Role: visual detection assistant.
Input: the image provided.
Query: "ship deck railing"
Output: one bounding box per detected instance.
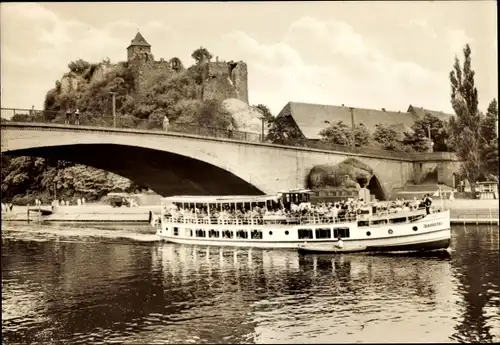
[161,215,358,226]
[160,208,438,227]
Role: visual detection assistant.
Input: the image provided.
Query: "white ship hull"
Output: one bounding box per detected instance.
[152,210,451,253]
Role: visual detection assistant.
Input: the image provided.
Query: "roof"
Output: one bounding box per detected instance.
[127,32,151,49]
[161,195,280,204]
[278,101,419,140]
[407,105,454,123]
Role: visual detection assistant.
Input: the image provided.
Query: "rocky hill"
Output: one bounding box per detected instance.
[1,50,271,204]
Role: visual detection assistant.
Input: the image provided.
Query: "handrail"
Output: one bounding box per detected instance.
[0,107,457,161]
[159,208,436,226]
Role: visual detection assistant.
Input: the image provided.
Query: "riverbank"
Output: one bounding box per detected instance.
[444,199,499,225]
[1,199,498,225]
[1,204,161,223]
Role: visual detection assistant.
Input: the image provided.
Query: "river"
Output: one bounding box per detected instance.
[1,222,499,344]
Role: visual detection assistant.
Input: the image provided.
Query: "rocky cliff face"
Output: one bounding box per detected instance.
[60,74,84,94]
[222,98,268,135]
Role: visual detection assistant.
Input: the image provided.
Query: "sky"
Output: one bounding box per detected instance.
[0,1,497,116]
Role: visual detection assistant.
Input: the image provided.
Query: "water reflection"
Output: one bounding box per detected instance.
[1,224,499,344]
[450,225,500,343]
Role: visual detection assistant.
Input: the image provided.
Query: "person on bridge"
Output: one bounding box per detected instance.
[227,122,234,138]
[163,115,169,131]
[74,108,80,125]
[65,109,71,124]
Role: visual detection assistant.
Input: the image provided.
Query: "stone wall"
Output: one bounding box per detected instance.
[131,60,174,98]
[202,60,249,104]
[203,75,238,102]
[2,123,461,198]
[231,62,249,104]
[128,57,249,104]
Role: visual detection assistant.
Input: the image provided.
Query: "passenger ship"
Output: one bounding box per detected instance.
[150,189,451,253]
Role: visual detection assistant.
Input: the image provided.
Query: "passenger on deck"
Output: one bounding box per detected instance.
[423,194,433,215]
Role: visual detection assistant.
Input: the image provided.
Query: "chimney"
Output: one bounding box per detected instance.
[216,56,219,63]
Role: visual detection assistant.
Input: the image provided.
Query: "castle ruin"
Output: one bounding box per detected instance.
[126,32,249,104]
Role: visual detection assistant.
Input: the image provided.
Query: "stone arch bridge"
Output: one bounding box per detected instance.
[0,123,459,199]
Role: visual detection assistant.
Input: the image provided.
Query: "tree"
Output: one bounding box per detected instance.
[319,121,370,147]
[319,121,351,146]
[254,104,274,140]
[449,43,483,197]
[372,124,405,151]
[403,113,451,152]
[191,47,213,65]
[255,104,274,124]
[266,116,303,144]
[68,59,91,74]
[480,99,498,143]
[480,99,498,179]
[353,124,371,147]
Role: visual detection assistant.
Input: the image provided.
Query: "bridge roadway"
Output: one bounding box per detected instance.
[0,122,459,198]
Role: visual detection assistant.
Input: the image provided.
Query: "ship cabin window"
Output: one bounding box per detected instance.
[371,219,388,226]
[173,227,179,236]
[389,217,407,224]
[333,227,350,238]
[185,228,193,237]
[222,230,234,239]
[298,229,313,239]
[209,229,220,238]
[251,230,263,239]
[236,230,248,239]
[315,228,331,239]
[409,214,425,222]
[358,209,370,215]
[358,221,369,227]
[195,229,206,238]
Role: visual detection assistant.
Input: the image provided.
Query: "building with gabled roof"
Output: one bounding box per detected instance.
[276,101,420,140]
[407,105,454,123]
[127,31,152,61]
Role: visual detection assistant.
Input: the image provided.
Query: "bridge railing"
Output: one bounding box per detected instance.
[0,107,263,143]
[0,107,454,160]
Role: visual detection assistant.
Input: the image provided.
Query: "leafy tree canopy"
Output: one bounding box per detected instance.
[449,43,483,194]
[403,113,451,152]
[319,121,370,148]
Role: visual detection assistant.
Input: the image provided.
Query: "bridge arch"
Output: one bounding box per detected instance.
[4,143,265,196]
[3,123,454,197]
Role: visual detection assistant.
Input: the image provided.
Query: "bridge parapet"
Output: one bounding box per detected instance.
[1,107,458,163]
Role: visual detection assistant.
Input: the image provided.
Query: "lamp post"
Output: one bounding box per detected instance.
[427,124,433,152]
[260,117,265,142]
[349,107,355,148]
[110,92,117,128]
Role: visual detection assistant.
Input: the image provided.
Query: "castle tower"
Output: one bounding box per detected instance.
[127,31,152,61]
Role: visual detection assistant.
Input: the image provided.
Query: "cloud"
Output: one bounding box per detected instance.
[0,4,488,118]
[402,18,438,38]
[217,16,454,115]
[1,3,178,110]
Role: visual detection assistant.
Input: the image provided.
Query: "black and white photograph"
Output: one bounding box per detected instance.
[1,1,498,343]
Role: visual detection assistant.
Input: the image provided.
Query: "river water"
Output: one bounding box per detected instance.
[1,222,499,344]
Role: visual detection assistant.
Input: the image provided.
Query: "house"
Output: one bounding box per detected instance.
[276,101,422,141]
[407,105,454,123]
[275,101,455,141]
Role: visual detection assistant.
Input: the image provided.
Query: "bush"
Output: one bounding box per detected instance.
[12,194,36,206]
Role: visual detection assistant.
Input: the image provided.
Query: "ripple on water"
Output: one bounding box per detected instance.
[1,224,499,344]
